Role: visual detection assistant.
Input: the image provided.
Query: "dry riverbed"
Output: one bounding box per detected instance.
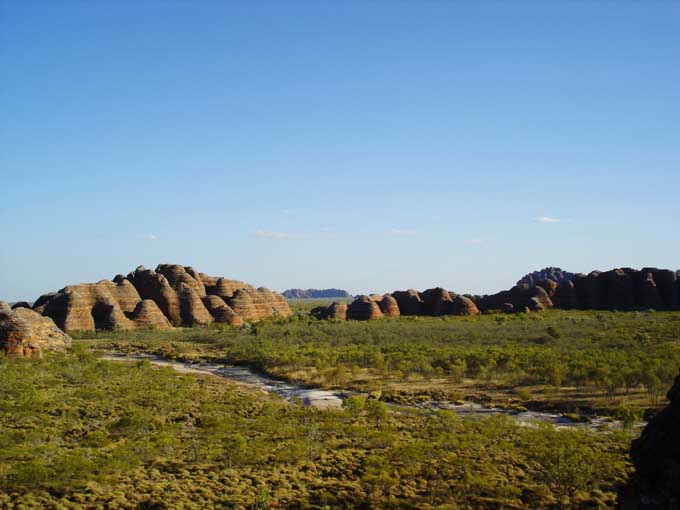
[100,352,644,431]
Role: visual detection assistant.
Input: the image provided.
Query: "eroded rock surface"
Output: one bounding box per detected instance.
[27,264,291,332]
[476,268,680,313]
[0,306,71,357]
[347,296,383,321]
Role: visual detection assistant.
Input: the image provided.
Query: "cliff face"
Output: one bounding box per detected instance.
[30,264,291,332]
[621,371,680,509]
[282,288,352,299]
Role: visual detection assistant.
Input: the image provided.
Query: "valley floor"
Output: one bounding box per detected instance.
[3,309,680,509]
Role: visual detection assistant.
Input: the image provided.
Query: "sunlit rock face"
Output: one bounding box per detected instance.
[28,264,291,332]
[0,304,71,357]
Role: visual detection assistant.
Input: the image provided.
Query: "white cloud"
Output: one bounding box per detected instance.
[389,228,416,236]
[464,238,483,245]
[137,233,158,241]
[535,216,561,223]
[254,230,304,240]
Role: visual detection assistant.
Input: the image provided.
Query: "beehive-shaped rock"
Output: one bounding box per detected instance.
[227,289,258,320]
[178,283,213,326]
[31,263,292,331]
[378,295,400,317]
[108,276,142,313]
[205,277,250,300]
[43,290,95,332]
[327,301,348,320]
[131,300,172,330]
[1,307,72,357]
[451,295,479,316]
[637,272,664,309]
[391,289,423,315]
[347,296,383,321]
[421,287,455,316]
[127,266,182,323]
[537,278,558,299]
[553,281,579,309]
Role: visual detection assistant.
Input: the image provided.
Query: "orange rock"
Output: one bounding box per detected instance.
[347,296,383,321]
[1,307,71,357]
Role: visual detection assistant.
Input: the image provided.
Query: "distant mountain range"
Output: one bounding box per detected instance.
[282,289,352,299]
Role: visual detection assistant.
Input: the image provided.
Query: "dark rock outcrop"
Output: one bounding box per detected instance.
[1,306,72,357]
[11,301,32,310]
[451,295,480,316]
[474,284,553,313]
[623,370,680,509]
[500,302,514,313]
[392,290,423,316]
[536,279,558,299]
[552,281,579,309]
[421,288,455,316]
[517,267,576,288]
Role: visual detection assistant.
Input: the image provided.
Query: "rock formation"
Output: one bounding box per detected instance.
[517,267,576,288]
[130,300,173,330]
[327,301,348,320]
[347,296,383,321]
[378,295,400,317]
[0,301,12,315]
[315,287,479,321]
[178,283,213,326]
[421,288,455,316]
[622,370,680,509]
[0,305,71,357]
[392,290,423,316]
[11,301,32,310]
[27,264,291,332]
[202,295,243,326]
[473,284,554,313]
[311,301,348,320]
[475,267,680,313]
[282,288,352,299]
[451,295,480,316]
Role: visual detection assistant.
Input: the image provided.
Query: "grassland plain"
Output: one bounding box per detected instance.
[1,348,630,510]
[3,309,679,509]
[78,309,680,416]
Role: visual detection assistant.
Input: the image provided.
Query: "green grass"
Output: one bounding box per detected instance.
[0,348,631,509]
[76,310,680,414]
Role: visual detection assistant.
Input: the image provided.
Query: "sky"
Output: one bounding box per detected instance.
[1,1,679,302]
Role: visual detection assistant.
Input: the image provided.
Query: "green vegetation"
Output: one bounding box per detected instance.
[78,310,680,414]
[4,309,678,508]
[1,348,630,509]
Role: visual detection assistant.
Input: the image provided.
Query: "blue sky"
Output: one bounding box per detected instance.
[1,1,679,301]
